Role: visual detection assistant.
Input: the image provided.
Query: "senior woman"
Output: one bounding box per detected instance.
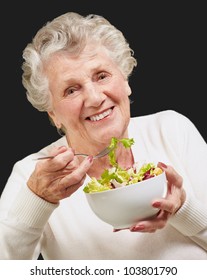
[0,12,207,260]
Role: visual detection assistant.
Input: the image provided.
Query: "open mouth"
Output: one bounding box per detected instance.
[86,107,114,122]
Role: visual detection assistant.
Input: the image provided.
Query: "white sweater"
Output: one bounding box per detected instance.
[0,110,207,260]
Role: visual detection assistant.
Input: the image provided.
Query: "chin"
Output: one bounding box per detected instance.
[100,128,128,143]
[87,116,129,143]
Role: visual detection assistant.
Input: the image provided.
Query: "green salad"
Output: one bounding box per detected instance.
[83,137,163,193]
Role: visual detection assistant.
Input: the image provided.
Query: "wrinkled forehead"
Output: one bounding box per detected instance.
[43,43,117,79]
[53,43,109,60]
[44,43,113,68]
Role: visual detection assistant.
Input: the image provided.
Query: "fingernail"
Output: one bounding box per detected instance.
[152,201,161,208]
[158,162,167,168]
[87,156,93,163]
[131,225,145,231]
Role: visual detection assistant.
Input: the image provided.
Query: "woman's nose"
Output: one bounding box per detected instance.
[83,84,106,107]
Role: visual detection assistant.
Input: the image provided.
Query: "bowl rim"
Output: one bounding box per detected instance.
[85,171,166,196]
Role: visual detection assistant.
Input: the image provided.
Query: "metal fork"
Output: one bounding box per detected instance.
[35,146,114,160]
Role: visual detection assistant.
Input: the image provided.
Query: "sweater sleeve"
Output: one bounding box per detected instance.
[167,111,207,251]
[0,159,58,260]
[169,194,207,250]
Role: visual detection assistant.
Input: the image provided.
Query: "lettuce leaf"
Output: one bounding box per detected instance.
[83,137,162,193]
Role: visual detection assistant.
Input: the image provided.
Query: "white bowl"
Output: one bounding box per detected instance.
[85,172,167,229]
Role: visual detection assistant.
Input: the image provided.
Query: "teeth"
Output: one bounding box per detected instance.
[89,109,112,121]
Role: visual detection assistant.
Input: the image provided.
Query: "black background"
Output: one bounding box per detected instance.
[1,1,206,195]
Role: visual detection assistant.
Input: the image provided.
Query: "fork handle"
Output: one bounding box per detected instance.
[35,153,89,160]
[35,156,54,160]
[74,153,89,157]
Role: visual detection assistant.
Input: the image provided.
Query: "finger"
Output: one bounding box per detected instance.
[152,197,177,214]
[153,187,186,215]
[37,149,75,171]
[60,156,93,190]
[50,145,68,157]
[158,162,183,188]
[130,211,169,232]
[60,177,86,199]
[39,145,68,158]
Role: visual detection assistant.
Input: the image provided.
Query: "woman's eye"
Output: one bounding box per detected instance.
[98,72,107,80]
[67,88,76,95]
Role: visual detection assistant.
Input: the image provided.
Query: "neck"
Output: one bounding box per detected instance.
[87,145,134,179]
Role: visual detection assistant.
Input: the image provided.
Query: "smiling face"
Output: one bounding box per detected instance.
[47,44,132,151]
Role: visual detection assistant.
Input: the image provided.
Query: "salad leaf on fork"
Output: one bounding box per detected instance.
[108,137,135,167]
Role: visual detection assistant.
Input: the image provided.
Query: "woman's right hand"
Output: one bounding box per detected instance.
[27,146,93,204]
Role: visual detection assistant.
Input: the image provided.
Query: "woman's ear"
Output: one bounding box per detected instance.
[125,82,132,96]
[47,111,61,128]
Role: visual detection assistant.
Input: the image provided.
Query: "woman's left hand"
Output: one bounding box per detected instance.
[119,162,186,233]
